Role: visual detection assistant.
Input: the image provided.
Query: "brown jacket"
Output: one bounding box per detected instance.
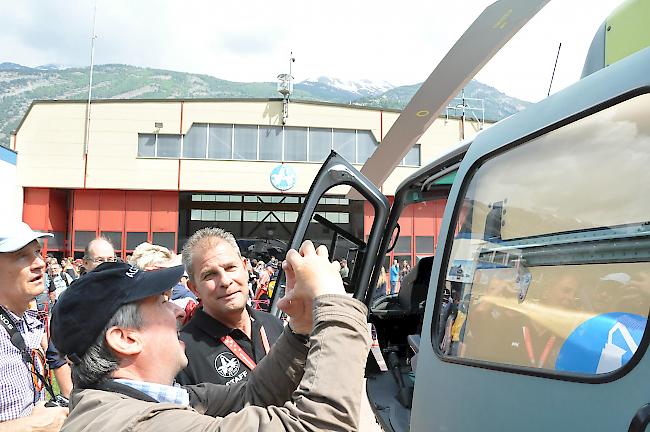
[61,295,370,432]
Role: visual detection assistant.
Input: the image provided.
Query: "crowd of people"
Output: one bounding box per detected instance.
[0,221,372,432]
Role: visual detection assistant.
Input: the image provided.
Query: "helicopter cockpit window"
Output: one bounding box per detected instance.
[438,94,650,377]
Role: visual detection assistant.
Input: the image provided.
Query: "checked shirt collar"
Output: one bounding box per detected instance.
[114,379,189,406]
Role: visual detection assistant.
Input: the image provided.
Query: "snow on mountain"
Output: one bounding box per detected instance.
[36,63,69,71]
[299,76,395,97]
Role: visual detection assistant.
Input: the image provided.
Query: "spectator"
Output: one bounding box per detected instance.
[177,228,284,386]
[82,237,116,274]
[46,262,73,304]
[72,259,83,276]
[254,260,265,275]
[46,237,115,401]
[0,221,68,430]
[390,258,399,294]
[268,255,279,272]
[128,242,193,321]
[172,273,197,306]
[49,241,370,431]
[339,258,349,279]
[373,266,388,301]
[61,258,78,281]
[256,265,273,295]
[253,266,275,312]
[399,260,411,286]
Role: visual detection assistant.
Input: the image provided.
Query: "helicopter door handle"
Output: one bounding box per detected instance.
[629,404,650,432]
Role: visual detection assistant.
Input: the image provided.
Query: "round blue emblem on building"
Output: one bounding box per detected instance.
[270,164,296,191]
[555,312,646,374]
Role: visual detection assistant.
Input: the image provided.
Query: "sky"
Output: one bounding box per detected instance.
[0,0,625,102]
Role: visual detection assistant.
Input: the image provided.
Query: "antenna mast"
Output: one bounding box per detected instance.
[83,0,98,157]
[277,52,295,125]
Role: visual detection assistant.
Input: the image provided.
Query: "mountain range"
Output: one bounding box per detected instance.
[0,62,531,148]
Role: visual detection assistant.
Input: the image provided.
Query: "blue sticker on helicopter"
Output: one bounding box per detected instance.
[555,312,646,374]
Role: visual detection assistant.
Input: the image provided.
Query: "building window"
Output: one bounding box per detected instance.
[259,126,283,161]
[208,124,233,159]
[183,124,208,158]
[416,236,434,254]
[357,131,378,164]
[101,231,123,251]
[46,232,66,250]
[152,232,175,251]
[156,135,182,158]
[201,210,216,221]
[394,236,412,254]
[144,123,378,164]
[401,144,421,167]
[126,232,148,251]
[319,197,350,205]
[74,231,97,251]
[333,129,356,163]
[284,127,307,161]
[314,212,350,224]
[233,125,258,160]
[309,127,332,162]
[138,134,156,157]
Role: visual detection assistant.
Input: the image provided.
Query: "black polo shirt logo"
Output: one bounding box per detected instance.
[214,352,240,378]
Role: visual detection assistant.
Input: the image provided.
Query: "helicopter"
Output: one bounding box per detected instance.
[270,0,650,430]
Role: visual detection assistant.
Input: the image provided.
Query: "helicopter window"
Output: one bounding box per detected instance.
[438,94,650,378]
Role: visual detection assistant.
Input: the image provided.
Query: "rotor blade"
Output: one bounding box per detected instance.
[356,0,550,191]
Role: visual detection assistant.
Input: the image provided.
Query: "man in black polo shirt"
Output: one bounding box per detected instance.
[177,227,284,386]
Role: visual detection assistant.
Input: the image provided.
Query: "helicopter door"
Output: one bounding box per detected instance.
[270,150,390,315]
[412,49,650,432]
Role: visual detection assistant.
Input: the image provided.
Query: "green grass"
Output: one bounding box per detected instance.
[48,375,61,400]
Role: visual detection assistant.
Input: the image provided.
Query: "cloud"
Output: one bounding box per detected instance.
[0,0,625,101]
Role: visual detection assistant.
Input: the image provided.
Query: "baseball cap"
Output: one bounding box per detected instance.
[0,221,53,253]
[50,261,184,362]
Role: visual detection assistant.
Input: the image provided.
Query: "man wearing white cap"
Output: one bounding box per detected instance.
[0,221,68,431]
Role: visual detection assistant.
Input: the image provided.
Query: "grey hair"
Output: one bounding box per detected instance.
[182,227,240,283]
[71,302,143,389]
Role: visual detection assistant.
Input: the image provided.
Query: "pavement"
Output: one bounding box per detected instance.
[360,379,384,432]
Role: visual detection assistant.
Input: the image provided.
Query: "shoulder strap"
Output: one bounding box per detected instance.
[0,307,57,400]
[0,308,31,362]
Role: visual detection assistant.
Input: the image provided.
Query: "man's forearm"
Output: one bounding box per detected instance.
[277,294,371,431]
[0,416,47,432]
[0,418,30,432]
[53,364,73,398]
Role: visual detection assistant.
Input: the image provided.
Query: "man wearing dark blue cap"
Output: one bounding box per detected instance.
[50,240,371,432]
[0,221,68,431]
